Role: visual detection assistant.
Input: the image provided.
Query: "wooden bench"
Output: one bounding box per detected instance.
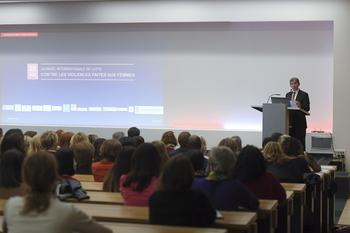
[73,174,95,182]
[0,216,227,233]
[338,199,350,225]
[81,181,103,191]
[321,165,337,232]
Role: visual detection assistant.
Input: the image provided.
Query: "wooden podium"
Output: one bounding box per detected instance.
[252,103,309,141]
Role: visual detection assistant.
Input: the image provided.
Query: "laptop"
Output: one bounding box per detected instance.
[271,96,291,106]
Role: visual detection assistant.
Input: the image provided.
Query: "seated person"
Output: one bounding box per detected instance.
[92,139,122,182]
[267,137,312,183]
[73,141,94,175]
[0,149,26,198]
[232,145,286,202]
[3,151,112,233]
[120,143,160,206]
[149,155,216,227]
[193,146,259,211]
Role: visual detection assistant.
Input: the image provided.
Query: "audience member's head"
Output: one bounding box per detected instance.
[28,135,42,155]
[178,131,191,148]
[0,149,25,188]
[186,149,205,175]
[1,129,25,154]
[262,141,285,163]
[119,136,136,147]
[55,147,75,177]
[231,136,242,151]
[112,131,125,140]
[127,127,140,137]
[133,135,145,147]
[161,131,178,147]
[218,137,239,154]
[24,131,37,138]
[280,136,303,157]
[88,134,98,145]
[23,135,32,154]
[123,143,161,192]
[208,146,237,176]
[100,139,122,162]
[92,138,106,162]
[58,132,74,148]
[262,137,273,148]
[73,141,94,169]
[158,155,194,192]
[187,135,202,150]
[152,140,169,168]
[40,131,58,151]
[270,132,283,142]
[21,151,58,214]
[232,145,266,182]
[55,129,64,138]
[103,146,136,192]
[70,132,89,148]
[200,136,207,154]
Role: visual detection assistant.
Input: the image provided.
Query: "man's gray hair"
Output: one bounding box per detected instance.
[208,146,238,175]
[112,131,125,140]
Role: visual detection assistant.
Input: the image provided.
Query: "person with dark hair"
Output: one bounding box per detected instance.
[286,77,310,150]
[267,137,312,183]
[55,147,75,179]
[127,127,140,137]
[187,135,202,150]
[92,139,122,182]
[24,131,37,138]
[219,137,239,154]
[58,132,74,149]
[0,127,3,139]
[0,149,26,198]
[120,143,161,206]
[232,145,286,202]
[185,149,206,177]
[149,155,216,227]
[262,137,273,149]
[133,135,145,147]
[119,136,136,147]
[193,146,259,211]
[112,131,125,140]
[88,134,98,145]
[103,146,136,192]
[73,141,94,175]
[0,129,25,155]
[169,131,191,157]
[152,141,170,169]
[161,131,178,153]
[270,132,283,142]
[3,151,112,233]
[92,138,106,162]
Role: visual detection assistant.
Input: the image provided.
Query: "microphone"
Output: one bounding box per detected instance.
[266,93,281,103]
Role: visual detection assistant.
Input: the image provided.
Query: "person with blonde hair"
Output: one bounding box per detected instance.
[2,151,112,233]
[262,141,286,163]
[70,132,89,148]
[28,134,42,155]
[40,131,58,154]
[218,137,239,154]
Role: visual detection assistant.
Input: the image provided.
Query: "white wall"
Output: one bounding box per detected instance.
[0,0,349,168]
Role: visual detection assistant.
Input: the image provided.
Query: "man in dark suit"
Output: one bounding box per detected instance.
[286,77,310,150]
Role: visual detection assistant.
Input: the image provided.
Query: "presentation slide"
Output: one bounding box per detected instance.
[0,22,333,131]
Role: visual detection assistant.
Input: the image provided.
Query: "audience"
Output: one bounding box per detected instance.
[103,146,136,192]
[24,130,37,138]
[149,155,216,227]
[112,131,125,140]
[133,135,145,147]
[70,132,89,148]
[2,151,112,233]
[28,134,42,155]
[40,131,58,154]
[185,149,206,177]
[119,136,136,147]
[55,147,76,180]
[120,143,160,206]
[267,137,311,183]
[92,138,106,162]
[92,139,122,182]
[262,141,285,163]
[58,132,74,148]
[88,134,98,145]
[160,131,178,153]
[169,131,191,157]
[232,145,286,202]
[231,136,242,152]
[193,146,259,211]
[152,140,170,169]
[127,127,140,137]
[218,137,239,154]
[73,141,94,175]
[0,149,26,198]
[0,129,25,155]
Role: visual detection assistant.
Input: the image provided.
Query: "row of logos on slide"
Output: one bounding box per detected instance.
[2,104,164,115]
